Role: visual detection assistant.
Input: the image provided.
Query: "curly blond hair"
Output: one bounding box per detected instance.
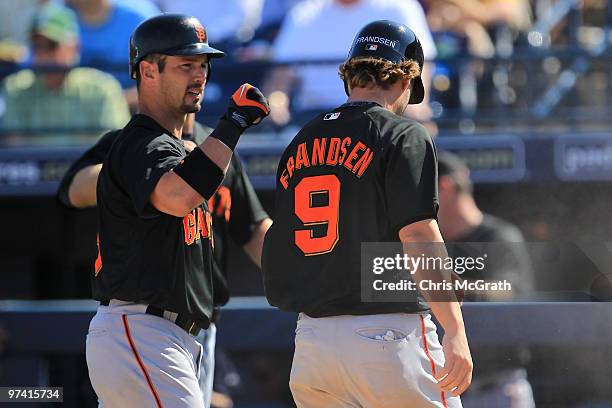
[338,56,421,92]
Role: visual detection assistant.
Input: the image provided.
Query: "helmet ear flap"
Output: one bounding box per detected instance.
[129,40,139,80]
[408,76,424,104]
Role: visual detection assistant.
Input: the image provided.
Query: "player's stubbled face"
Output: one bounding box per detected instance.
[160,55,208,114]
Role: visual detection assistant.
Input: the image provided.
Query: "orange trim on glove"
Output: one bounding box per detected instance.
[232,84,270,115]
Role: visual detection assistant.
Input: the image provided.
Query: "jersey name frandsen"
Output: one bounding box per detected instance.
[279,137,374,189]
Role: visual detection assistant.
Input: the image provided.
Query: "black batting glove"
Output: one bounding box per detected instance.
[210,84,271,150]
[223,83,270,130]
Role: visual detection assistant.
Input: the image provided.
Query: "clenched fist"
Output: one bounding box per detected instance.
[224,83,270,130]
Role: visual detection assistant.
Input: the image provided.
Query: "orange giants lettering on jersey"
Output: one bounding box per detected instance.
[94,234,102,276]
[183,207,212,246]
[279,137,374,189]
[208,186,232,222]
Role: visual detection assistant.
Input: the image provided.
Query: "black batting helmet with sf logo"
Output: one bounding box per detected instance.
[344,20,425,104]
[129,14,224,81]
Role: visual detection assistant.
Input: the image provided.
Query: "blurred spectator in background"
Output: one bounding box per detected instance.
[421,0,532,116]
[0,0,44,66]
[437,151,536,408]
[259,0,303,34]
[424,0,532,58]
[156,0,264,49]
[66,0,157,107]
[115,0,161,17]
[437,151,535,296]
[0,3,130,138]
[264,0,437,132]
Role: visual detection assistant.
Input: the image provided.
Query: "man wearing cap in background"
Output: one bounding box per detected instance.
[0,2,129,138]
[436,151,536,407]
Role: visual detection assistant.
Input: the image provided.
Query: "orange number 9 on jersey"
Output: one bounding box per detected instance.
[294,174,341,256]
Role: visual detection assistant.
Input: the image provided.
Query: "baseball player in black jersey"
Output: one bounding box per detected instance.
[84,14,270,407]
[57,115,272,407]
[262,20,472,407]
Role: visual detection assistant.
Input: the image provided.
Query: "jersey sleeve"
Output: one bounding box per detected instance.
[119,134,185,218]
[56,130,119,208]
[385,123,439,235]
[227,155,269,246]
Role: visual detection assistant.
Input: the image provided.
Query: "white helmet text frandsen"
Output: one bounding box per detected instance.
[356,36,397,49]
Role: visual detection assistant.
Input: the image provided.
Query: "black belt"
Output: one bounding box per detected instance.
[99,300,208,336]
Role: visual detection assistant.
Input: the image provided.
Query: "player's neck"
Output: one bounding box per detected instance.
[138,102,185,139]
[347,87,403,113]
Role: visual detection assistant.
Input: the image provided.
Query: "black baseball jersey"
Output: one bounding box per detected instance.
[262,101,438,317]
[57,120,268,312]
[95,114,215,322]
[207,153,269,307]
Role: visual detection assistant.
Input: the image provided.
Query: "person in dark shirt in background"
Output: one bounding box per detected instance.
[437,151,535,408]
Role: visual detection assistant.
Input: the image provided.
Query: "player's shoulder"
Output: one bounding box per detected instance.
[90,129,122,156]
[365,106,431,145]
[98,129,122,145]
[113,115,182,154]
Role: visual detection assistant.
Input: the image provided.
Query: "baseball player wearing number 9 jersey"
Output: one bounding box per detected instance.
[262,20,472,408]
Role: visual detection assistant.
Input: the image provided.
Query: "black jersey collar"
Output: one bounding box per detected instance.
[339,100,383,109]
[130,114,175,137]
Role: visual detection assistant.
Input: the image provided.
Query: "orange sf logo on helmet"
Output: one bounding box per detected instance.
[194,24,206,43]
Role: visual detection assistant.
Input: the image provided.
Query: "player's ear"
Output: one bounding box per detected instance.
[140,60,155,80]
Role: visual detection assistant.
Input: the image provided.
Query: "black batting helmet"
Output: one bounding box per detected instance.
[129,14,225,81]
[344,20,425,104]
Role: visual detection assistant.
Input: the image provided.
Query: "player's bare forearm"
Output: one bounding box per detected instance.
[68,164,102,208]
[243,218,273,268]
[199,136,233,173]
[151,136,234,217]
[399,219,473,396]
[399,219,464,330]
